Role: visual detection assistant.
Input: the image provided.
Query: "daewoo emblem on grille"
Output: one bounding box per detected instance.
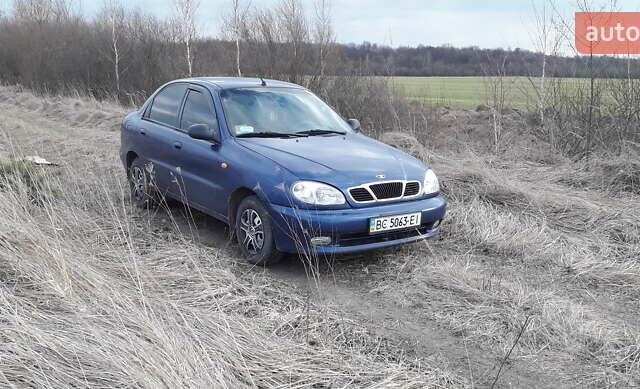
[375,174,386,179]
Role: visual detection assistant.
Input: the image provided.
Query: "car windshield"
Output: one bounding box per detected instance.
[220,87,352,136]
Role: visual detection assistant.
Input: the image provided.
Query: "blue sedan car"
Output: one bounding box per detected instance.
[120,77,446,264]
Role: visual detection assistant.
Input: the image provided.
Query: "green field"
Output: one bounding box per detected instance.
[388,76,590,110]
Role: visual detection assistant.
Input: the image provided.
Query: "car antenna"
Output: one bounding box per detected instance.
[260,77,267,86]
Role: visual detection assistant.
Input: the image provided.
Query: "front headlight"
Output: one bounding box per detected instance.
[291,181,346,205]
[423,169,440,194]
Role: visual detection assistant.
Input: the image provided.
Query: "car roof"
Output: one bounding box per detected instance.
[176,77,305,90]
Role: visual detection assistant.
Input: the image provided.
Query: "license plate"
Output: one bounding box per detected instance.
[369,212,422,234]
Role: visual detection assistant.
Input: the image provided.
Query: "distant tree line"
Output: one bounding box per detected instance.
[0,0,638,157]
[0,0,351,102]
[2,0,639,105]
[338,42,640,79]
[0,0,422,138]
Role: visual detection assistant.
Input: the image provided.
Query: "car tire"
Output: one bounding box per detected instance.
[235,196,283,265]
[128,158,157,208]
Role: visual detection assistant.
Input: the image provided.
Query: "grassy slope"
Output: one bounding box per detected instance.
[0,86,639,388]
[382,130,640,387]
[0,87,461,388]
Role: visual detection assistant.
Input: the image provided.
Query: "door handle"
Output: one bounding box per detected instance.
[139,128,146,135]
[173,142,182,150]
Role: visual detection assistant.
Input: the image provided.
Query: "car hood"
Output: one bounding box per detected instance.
[236,134,427,187]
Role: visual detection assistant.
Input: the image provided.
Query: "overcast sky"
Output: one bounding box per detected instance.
[4,0,640,50]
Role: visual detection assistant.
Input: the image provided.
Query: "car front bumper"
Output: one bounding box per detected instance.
[268,195,446,255]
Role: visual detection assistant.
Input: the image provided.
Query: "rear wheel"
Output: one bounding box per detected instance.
[235,196,283,265]
[128,158,157,208]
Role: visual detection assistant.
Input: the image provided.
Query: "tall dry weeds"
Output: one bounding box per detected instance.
[0,150,464,387]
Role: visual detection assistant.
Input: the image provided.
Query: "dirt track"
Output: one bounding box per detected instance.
[2,86,638,388]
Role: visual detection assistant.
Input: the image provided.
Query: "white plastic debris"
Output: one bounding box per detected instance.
[22,156,58,166]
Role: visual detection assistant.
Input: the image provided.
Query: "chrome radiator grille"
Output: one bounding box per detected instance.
[348,180,421,203]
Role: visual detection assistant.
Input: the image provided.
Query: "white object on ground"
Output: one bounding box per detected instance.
[22,156,58,166]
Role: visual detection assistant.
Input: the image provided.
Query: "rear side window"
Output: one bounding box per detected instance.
[181,90,218,131]
[148,83,187,128]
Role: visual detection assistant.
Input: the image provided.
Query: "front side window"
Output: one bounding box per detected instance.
[181,90,218,131]
[148,83,187,128]
[220,87,352,136]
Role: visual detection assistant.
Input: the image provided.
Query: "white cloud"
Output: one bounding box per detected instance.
[12,0,640,50]
[335,8,535,49]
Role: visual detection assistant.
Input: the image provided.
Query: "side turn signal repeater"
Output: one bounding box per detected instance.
[220,162,229,169]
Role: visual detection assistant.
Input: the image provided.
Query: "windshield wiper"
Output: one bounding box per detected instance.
[296,129,347,136]
[236,131,308,138]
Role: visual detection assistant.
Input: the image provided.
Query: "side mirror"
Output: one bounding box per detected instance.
[188,124,218,142]
[347,118,361,132]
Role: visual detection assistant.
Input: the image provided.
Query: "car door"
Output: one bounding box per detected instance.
[171,85,227,218]
[139,83,188,196]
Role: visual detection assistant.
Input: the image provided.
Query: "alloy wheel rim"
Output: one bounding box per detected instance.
[239,208,264,254]
[131,166,145,202]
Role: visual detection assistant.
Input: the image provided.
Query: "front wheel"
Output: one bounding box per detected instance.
[235,196,283,265]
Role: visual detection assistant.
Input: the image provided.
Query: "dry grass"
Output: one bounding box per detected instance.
[1,85,640,388]
[0,86,464,388]
[0,158,462,388]
[377,141,640,386]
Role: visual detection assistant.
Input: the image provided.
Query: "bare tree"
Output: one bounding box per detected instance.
[13,0,75,23]
[100,0,125,94]
[235,0,313,82]
[579,0,618,159]
[548,0,619,158]
[223,0,251,77]
[528,0,562,133]
[482,53,516,154]
[277,0,308,84]
[250,8,279,77]
[173,0,200,76]
[312,0,333,78]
